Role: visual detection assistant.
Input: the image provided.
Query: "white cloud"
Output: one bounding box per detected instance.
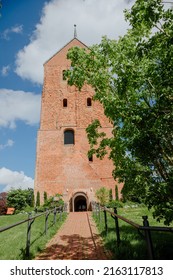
[2,24,23,40]
[1,65,11,76]
[11,25,23,34]
[0,167,34,192]
[15,0,135,84]
[0,139,14,150]
[0,89,41,128]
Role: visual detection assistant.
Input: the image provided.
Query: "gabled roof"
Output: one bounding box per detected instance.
[44,37,88,65]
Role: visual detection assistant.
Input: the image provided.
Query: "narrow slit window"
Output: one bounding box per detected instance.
[64,130,74,145]
[62,70,66,80]
[88,155,93,162]
[63,98,68,107]
[87,97,92,107]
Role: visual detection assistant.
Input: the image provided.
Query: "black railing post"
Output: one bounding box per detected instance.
[26,212,32,257]
[53,207,57,224]
[114,207,120,246]
[45,208,49,235]
[142,216,154,260]
[104,208,108,236]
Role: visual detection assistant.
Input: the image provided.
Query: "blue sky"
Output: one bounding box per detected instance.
[0,0,44,192]
[0,0,171,193]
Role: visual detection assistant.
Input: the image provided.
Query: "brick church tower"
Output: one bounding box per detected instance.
[34,34,118,211]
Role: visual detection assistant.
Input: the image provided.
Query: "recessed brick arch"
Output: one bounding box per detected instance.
[72,192,88,212]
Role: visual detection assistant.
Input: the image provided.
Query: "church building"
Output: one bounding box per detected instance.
[34,31,120,211]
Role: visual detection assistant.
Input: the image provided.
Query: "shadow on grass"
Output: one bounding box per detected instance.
[151,231,173,260]
[19,217,66,260]
[98,224,173,260]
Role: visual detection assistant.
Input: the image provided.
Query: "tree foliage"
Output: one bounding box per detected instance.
[0,192,7,215]
[115,185,119,201]
[96,187,109,206]
[44,191,48,204]
[36,191,40,207]
[7,188,34,211]
[65,0,173,224]
[43,193,64,209]
[109,189,113,202]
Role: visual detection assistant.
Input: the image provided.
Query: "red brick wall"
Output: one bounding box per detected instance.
[34,38,123,209]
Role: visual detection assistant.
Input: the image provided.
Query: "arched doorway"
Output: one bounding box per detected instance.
[72,192,88,212]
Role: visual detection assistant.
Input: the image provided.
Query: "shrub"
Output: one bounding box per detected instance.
[95,187,109,206]
[115,185,119,201]
[43,193,64,209]
[109,189,113,202]
[0,192,7,215]
[44,191,47,204]
[106,199,124,209]
[36,191,40,207]
[7,189,27,211]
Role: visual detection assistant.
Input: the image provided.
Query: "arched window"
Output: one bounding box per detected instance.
[63,98,67,107]
[64,130,74,145]
[87,97,92,107]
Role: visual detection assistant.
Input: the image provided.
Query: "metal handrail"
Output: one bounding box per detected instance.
[105,207,140,229]
[0,206,64,257]
[139,225,173,232]
[96,203,173,232]
[92,201,173,260]
[0,208,59,233]
[0,217,31,233]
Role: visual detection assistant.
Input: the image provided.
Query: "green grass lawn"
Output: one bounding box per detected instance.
[0,212,67,260]
[93,205,173,260]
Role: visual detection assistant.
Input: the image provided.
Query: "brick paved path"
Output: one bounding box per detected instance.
[36,212,111,260]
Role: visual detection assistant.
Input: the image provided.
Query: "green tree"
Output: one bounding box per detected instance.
[115,185,119,201]
[25,188,34,207]
[65,0,173,224]
[0,192,7,215]
[7,188,34,211]
[44,191,48,204]
[7,189,28,211]
[36,191,40,207]
[96,187,109,206]
[30,190,35,207]
[109,189,113,202]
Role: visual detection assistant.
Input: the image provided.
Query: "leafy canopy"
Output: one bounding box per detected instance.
[7,188,34,211]
[65,0,173,225]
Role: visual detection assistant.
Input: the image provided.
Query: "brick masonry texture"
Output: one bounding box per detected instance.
[35,212,111,260]
[34,38,123,210]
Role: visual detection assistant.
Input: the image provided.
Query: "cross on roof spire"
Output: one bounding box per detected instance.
[74,24,77,39]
